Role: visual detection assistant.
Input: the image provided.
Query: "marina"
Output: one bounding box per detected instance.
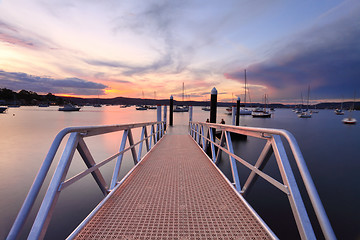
[1,103,359,239]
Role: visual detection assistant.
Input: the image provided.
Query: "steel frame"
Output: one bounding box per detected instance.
[7,121,165,240]
[189,121,336,240]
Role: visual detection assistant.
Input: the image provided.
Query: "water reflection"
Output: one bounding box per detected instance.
[0,106,359,239]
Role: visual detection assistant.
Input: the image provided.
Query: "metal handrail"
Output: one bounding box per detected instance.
[7,121,165,240]
[189,121,336,240]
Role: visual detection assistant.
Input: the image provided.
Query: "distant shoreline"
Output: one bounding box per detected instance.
[1,88,359,110]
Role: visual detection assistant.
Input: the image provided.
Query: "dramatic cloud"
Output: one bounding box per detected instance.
[84,53,173,76]
[1,0,359,100]
[0,70,107,95]
[225,7,360,101]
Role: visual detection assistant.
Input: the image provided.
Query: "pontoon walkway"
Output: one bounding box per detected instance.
[72,134,274,239]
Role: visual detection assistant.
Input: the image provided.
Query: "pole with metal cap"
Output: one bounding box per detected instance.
[232,106,236,125]
[236,97,240,126]
[169,95,173,126]
[163,105,167,131]
[210,87,217,124]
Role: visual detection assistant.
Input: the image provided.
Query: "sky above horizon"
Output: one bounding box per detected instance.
[0,0,359,103]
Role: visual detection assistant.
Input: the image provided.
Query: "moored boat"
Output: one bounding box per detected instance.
[252,94,271,118]
[342,117,357,124]
[0,106,7,113]
[136,105,148,110]
[58,104,81,111]
[334,109,344,115]
[252,111,271,118]
[173,105,189,112]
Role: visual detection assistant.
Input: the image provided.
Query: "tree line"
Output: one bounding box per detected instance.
[0,88,64,105]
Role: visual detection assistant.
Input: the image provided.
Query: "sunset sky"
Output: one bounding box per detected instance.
[1,0,359,103]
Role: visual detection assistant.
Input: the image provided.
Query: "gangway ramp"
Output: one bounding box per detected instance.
[72,134,275,239]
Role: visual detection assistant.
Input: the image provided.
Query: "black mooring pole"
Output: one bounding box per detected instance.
[210,87,217,123]
[169,95,173,126]
[236,97,240,126]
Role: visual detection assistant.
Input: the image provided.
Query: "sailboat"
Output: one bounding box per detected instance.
[136,91,148,110]
[252,94,271,118]
[335,97,344,115]
[174,83,189,112]
[240,70,252,115]
[147,91,157,109]
[202,96,210,111]
[343,92,357,124]
[298,86,312,118]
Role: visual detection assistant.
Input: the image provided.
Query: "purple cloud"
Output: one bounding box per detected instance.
[225,11,360,101]
[0,70,107,95]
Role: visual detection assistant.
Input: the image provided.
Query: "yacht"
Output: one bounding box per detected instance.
[58,104,81,111]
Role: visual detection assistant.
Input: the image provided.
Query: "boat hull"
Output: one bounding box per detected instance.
[342,118,357,124]
[252,112,271,118]
[59,108,80,111]
[0,107,7,113]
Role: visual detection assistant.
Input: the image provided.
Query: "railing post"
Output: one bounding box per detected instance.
[137,126,146,162]
[6,130,67,240]
[110,130,129,190]
[196,124,200,144]
[163,105,167,131]
[271,135,315,239]
[224,131,241,192]
[169,95,173,126]
[157,105,161,139]
[232,106,236,125]
[201,125,206,151]
[149,125,154,149]
[189,105,193,123]
[208,127,216,162]
[28,132,80,240]
[144,126,150,151]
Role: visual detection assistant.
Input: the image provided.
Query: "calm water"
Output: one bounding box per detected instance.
[0,106,359,239]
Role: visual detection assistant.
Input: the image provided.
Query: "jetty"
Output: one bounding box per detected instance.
[7,89,336,240]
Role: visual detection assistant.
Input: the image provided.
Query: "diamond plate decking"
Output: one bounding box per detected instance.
[73,134,274,239]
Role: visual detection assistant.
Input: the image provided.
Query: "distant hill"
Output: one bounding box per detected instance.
[1,87,359,110]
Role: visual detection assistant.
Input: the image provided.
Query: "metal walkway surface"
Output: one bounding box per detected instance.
[73,134,274,239]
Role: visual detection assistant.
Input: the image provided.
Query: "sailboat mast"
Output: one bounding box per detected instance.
[307,85,310,110]
[244,69,247,107]
[182,82,184,103]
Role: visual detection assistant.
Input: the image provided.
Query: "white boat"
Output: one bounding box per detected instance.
[58,104,81,111]
[93,104,102,107]
[252,94,271,118]
[252,111,271,118]
[343,93,357,124]
[173,105,189,112]
[202,106,210,111]
[0,107,7,113]
[342,117,357,124]
[136,105,148,110]
[298,111,312,118]
[298,86,312,118]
